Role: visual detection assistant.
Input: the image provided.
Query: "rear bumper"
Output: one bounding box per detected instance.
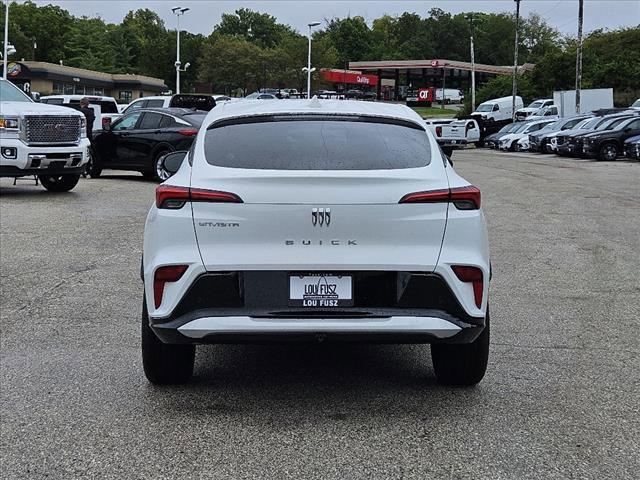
[151,313,484,344]
[148,271,486,345]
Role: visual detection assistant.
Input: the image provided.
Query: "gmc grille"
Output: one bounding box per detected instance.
[24,116,81,145]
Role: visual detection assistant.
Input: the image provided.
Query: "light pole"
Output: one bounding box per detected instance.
[512,0,522,122]
[575,0,584,113]
[3,1,9,78]
[465,13,476,111]
[306,21,320,99]
[172,6,190,95]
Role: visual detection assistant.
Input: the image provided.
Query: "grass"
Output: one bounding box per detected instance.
[411,106,458,118]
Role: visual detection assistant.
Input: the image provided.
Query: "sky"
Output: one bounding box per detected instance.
[44,0,640,36]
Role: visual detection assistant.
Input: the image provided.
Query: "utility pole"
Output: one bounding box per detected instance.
[465,13,476,111]
[512,0,522,122]
[3,1,9,78]
[575,0,584,114]
[306,22,320,99]
[441,64,446,109]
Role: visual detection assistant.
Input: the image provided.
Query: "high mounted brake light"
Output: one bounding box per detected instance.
[451,265,484,308]
[399,185,481,210]
[155,185,243,209]
[154,265,188,308]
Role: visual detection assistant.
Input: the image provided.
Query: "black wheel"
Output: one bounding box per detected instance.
[153,149,172,181]
[38,174,81,192]
[431,311,490,386]
[141,296,195,385]
[598,143,618,161]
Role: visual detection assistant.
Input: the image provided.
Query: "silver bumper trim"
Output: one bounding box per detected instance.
[177,316,462,339]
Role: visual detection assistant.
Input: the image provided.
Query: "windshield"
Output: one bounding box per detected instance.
[580,117,603,129]
[204,116,432,170]
[528,101,544,109]
[542,119,564,131]
[632,99,640,108]
[0,79,33,103]
[476,103,494,112]
[596,117,628,130]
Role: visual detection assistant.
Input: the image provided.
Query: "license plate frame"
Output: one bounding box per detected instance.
[289,273,353,308]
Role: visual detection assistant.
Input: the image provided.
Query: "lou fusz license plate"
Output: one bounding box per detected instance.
[289,274,353,307]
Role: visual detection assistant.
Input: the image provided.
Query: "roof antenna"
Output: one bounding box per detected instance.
[308,95,321,108]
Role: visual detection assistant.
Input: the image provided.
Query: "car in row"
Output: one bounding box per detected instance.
[483,109,640,161]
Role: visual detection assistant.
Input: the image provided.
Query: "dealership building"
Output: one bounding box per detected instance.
[348,59,534,100]
[5,61,168,102]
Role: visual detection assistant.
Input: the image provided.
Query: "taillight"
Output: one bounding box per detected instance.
[435,126,442,137]
[399,185,481,210]
[154,265,188,308]
[155,184,243,209]
[451,265,483,308]
[178,129,198,136]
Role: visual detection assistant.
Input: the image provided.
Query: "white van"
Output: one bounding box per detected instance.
[435,88,464,104]
[473,96,523,122]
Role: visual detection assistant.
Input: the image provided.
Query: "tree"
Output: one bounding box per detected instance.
[215,8,294,48]
[324,16,371,65]
[65,17,116,72]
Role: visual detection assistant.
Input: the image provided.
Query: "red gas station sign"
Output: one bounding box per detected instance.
[320,70,379,86]
[418,87,434,102]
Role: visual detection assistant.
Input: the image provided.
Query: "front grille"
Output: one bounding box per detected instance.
[24,116,81,145]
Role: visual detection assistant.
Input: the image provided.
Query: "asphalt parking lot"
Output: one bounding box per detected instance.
[1,149,639,479]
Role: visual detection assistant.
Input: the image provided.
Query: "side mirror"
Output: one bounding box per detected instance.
[31,92,41,102]
[161,151,188,176]
[103,122,112,132]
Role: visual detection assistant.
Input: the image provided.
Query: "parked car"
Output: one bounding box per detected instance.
[498,119,556,151]
[528,116,591,153]
[623,134,640,160]
[526,105,559,121]
[142,100,491,386]
[122,94,217,115]
[472,96,523,123]
[434,119,480,149]
[483,122,520,149]
[556,114,637,157]
[40,94,120,131]
[91,108,206,180]
[515,99,554,121]
[0,79,90,192]
[245,92,278,100]
[423,118,455,138]
[582,117,640,161]
[281,88,300,98]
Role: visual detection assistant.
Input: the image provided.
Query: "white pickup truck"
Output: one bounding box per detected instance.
[0,79,90,192]
[432,118,481,150]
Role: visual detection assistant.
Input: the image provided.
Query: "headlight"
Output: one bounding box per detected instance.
[0,116,20,130]
[80,117,87,138]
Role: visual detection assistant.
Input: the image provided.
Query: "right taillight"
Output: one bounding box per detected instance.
[155,185,243,209]
[399,185,481,210]
[451,265,483,308]
[435,126,442,137]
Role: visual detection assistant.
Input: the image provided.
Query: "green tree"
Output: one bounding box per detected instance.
[215,8,294,48]
[324,16,371,65]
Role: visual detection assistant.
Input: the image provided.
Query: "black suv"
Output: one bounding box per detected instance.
[556,114,634,157]
[582,117,640,161]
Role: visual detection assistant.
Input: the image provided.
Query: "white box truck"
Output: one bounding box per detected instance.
[553,88,614,117]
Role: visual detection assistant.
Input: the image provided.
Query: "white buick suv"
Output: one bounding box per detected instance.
[141,99,491,386]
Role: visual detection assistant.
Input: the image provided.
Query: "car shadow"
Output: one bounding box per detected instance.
[143,344,486,418]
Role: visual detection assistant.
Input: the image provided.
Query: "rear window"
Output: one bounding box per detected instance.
[204,116,431,170]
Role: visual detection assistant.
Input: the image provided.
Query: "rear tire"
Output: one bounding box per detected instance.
[153,149,172,181]
[141,296,195,385]
[38,174,80,192]
[431,312,490,386]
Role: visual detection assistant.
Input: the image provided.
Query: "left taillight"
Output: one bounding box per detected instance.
[153,265,188,308]
[178,129,198,136]
[155,185,243,209]
[451,265,483,308]
[399,185,481,210]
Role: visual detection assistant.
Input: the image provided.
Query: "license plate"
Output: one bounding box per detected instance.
[289,274,353,307]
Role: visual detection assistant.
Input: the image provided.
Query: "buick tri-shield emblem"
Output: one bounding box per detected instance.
[312,208,331,227]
